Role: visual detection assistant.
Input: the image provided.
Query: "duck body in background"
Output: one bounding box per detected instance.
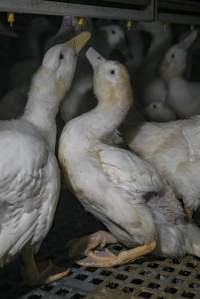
[137,21,173,107]
[160,30,200,118]
[124,113,200,220]
[61,23,127,123]
[144,101,177,122]
[0,32,90,285]
[139,21,172,60]
[59,48,200,268]
[125,27,145,79]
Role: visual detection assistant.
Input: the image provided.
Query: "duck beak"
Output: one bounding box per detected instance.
[66,31,91,54]
[86,47,106,70]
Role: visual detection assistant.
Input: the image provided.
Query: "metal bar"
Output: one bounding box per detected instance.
[159,3,200,13]
[159,0,200,12]
[0,0,154,20]
[159,12,200,25]
[103,0,148,5]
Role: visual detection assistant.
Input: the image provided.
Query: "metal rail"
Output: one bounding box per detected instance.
[0,0,154,20]
[157,0,200,24]
[0,0,200,24]
[158,13,200,25]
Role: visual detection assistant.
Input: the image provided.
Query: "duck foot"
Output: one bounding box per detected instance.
[21,247,70,286]
[68,230,156,267]
[68,230,117,258]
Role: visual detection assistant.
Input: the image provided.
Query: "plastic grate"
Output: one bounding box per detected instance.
[19,255,200,299]
[0,190,199,299]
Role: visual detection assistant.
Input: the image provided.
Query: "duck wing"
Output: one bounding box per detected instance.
[0,124,60,266]
[98,146,163,197]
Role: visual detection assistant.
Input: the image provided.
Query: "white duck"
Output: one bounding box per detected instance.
[0,16,75,121]
[0,32,90,285]
[124,107,200,219]
[59,48,200,268]
[144,101,177,122]
[60,24,127,123]
[160,30,199,118]
[137,21,172,106]
[139,21,172,60]
[141,29,197,122]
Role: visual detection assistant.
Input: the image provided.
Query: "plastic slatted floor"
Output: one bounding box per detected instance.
[19,255,200,299]
[0,191,200,299]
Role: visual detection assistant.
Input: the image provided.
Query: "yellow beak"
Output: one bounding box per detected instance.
[66,31,91,54]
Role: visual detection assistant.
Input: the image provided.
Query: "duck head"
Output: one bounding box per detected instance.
[143,101,177,122]
[42,31,91,96]
[160,30,198,81]
[96,24,128,61]
[86,47,133,113]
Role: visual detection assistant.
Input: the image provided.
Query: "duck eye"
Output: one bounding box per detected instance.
[112,30,116,35]
[110,69,115,75]
[59,53,64,60]
[153,104,157,109]
[98,56,101,60]
[171,53,175,59]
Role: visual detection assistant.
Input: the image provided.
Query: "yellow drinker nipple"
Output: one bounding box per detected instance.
[78,17,85,28]
[160,21,168,31]
[127,20,134,31]
[7,13,15,27]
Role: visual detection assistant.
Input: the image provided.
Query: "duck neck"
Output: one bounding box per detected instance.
[84,100,130,140]
[143,31,171,81]
[148,32,171,58]
[22,67,64,152]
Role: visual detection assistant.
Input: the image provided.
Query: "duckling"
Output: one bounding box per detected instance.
[160,30,199,118]
[60,23,127,123]
[144,101,177,122]
[0,32,90,285]
[59,48,200,268]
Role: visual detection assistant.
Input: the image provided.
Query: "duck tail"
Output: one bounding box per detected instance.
[156,223,200,258]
